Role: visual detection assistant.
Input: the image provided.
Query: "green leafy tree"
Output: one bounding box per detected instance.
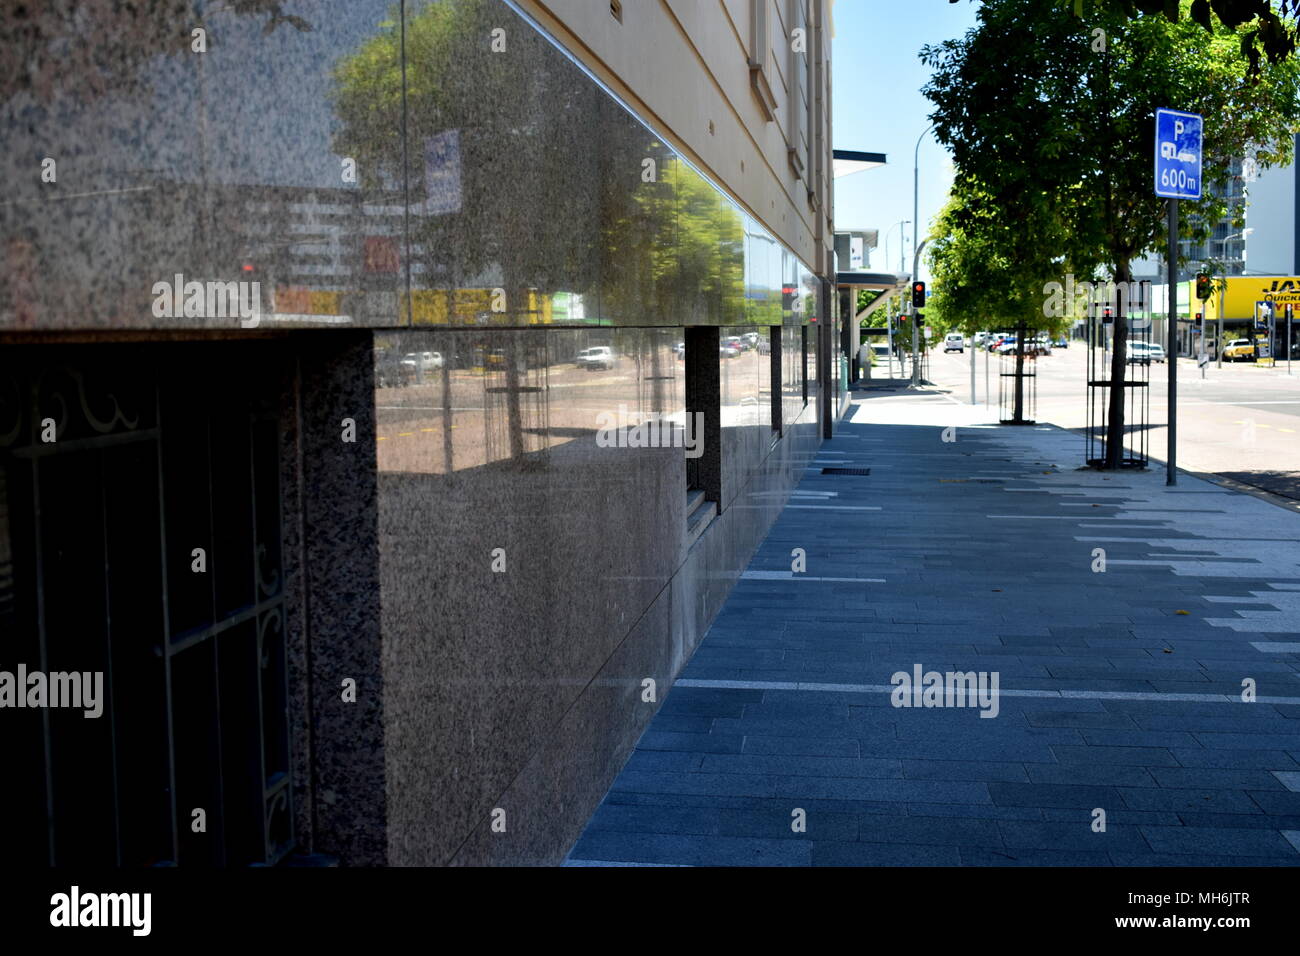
[924,0,1300,465]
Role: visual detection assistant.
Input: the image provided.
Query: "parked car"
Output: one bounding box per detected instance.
[405,351,444,373]
[742,332,760,349]
[719,343,740,358]
[1126,342,1166,364]
[943,332,965,353]
[1053,337,1069,348]
[724,336,746,352]
[1222,338,1256,362]
[576,346,616,370]
[974,331,988,346]
[756,337,771,354]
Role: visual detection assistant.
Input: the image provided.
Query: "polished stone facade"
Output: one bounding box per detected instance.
[2,0,839,866]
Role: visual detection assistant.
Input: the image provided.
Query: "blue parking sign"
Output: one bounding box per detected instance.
[1154,108,1202,199]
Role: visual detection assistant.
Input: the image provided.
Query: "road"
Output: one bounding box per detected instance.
[910,343,1300,503]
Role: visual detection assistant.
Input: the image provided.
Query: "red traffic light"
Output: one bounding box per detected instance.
[911,281,926,308]
[1195,272,1211,302]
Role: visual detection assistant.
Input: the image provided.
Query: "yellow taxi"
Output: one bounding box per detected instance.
[1221,338,1257,362]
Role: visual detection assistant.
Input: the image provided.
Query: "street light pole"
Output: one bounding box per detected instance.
[1214,230,1251,369]
[911,240,928,386]
[913,123,935,287]
[884,220,909,275]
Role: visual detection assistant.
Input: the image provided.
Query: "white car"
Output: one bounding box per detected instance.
[943,333,965,353]
[404,351,444,372]
[1127,341,1166,364]
[577,346,615,370]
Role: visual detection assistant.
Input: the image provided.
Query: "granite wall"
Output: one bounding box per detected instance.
[2,0,837,866]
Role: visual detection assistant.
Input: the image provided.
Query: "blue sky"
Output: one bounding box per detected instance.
[831,0,980,279]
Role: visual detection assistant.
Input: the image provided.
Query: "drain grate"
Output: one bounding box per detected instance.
[822,467,871,476]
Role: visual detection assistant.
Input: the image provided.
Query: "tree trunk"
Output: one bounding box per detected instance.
[1103,261,1132,468]
[1013,320,1026,422]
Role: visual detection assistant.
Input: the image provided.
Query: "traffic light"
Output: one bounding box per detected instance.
[1195,272,1211,302]
[1102,306,1113,324]
[911,281,926,308]
[1195,312,1202,322]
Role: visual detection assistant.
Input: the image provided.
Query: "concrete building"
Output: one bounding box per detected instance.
[0,0,841,866]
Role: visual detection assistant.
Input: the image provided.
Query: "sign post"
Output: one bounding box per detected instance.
[1154,108,1203,487]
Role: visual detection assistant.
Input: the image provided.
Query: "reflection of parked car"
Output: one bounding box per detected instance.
[720,343,740,358]
[757,336,771,354]
[1127,342,1166,364]
[742,332,760,349]
[576,346,615,370]
[1222,338,1256,362]
[1054,337,1069,348]
[405,351,444,372]
[724,336,746,352]
[673,341,685,358]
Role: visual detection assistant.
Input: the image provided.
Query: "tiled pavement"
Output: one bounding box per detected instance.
[566,414,1300,866]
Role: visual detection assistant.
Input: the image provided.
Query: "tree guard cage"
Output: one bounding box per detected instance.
[1086,307,1151,469]
[997,322,1036,425]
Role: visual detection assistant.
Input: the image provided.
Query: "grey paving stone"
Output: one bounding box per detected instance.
[988,782,1121,809]
[1049,743,1181,766]
[901,759,1031,783]
[1138,825,1299,858]
[811,842,961,866]
[638,731,745,754]
[571,831,811,867]
[699,753,903,780]
[997,819,1150,852]
[1117,787,1261,814]
[719,808,859,841]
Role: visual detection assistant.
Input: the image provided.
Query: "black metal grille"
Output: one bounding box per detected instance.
[1086,307,1151,469]
[0,345,294,867]
[821,467,871,475]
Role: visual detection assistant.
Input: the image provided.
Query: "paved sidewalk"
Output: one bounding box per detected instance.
[566,402,1300,866]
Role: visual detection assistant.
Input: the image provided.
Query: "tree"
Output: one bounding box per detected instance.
[952,0,1300,78]
[924,0,1300,465]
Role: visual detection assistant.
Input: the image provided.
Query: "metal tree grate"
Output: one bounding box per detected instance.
[1085,298,1151,469]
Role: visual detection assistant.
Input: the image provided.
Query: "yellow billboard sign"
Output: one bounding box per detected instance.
[1217,275,1300,319]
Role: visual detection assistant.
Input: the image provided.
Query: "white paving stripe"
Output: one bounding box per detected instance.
[673,678,1300,705]
[1250,642,1300,652]
[740,571,885,583]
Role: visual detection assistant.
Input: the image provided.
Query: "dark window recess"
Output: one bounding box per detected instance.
[0,344,294,867]
[684,327,722,519]
[769,326,782,434]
